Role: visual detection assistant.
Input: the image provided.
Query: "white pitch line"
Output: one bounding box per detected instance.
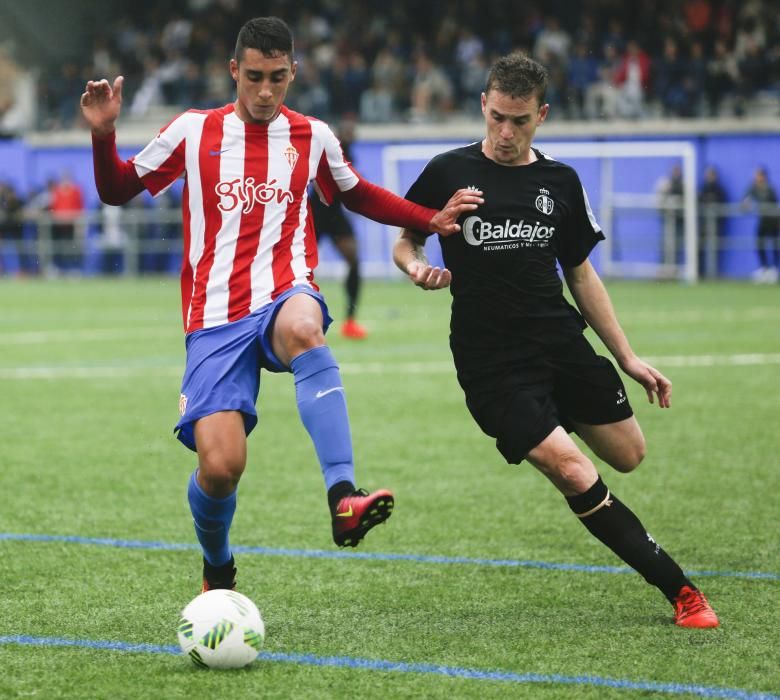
[0,366,183,379]
[1,354,779,380]
[3,305,779,346]
[642,353,780,367]
[0,328,175,345]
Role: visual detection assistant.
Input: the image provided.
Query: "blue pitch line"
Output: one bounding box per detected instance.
[0,635,776,700]
[1,532,778,581]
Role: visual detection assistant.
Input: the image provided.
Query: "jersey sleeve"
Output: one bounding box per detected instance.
[403,156,449,234]
[312,122,360,205]
[131,112,189,197]
[556,171,605,268]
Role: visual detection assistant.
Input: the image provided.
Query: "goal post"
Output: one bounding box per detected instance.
[382,140,699,283]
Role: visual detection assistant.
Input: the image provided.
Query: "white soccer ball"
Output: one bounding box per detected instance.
[177,589,265,669]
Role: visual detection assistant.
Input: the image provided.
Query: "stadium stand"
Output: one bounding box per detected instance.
[0,0,778,282]
[0,0,778,132]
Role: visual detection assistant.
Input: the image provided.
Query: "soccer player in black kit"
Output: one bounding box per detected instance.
[393,53,719,628]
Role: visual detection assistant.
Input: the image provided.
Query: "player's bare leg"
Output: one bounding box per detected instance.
[526,427,598,495]
[572,416,646,474]
[195,411,247,496]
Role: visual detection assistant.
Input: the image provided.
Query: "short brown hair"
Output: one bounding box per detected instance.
[485,53,548,104]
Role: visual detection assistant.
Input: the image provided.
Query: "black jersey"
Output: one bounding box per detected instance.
[405,142,604,349]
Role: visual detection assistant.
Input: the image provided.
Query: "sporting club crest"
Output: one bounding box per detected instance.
[535,188,554,215]
[283,144,299,170]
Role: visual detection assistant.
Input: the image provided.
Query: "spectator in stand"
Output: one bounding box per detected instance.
[654,38,690,117]
[0,47,18,129]
[18,0,780,128]
[533,16,571,67]
[359,76,397,123]
[565,41,599,120]
[41,62,84,130]
[585,43,620,119]
[369,46,406,109]
[0,45,36,135]
[324,52,368,118]
[698,165,728,278]
[686,41,708,117]
[290,62,331,119]
[705,39,739,116]
[409,51,454,122]
[742,166,780,284]
[683,0,713,40]
[49,172,85,274]
[736,38,770,114]
[601,17,627,56]
[99,204,126,275]
[614,40,651,119]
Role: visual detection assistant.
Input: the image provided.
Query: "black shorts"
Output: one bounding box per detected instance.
[311,196,354,241]
[452,332,633,464]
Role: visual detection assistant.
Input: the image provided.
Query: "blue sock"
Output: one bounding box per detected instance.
[187,471,236,567]
[291,346,355,490]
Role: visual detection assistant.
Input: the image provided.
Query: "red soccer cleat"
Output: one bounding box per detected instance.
[341,318,368,339]
[332,488,394,547]
[201,556,237,593]
[673,585,719,628]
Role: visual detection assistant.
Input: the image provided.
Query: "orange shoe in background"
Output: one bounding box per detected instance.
[341,318,368,339]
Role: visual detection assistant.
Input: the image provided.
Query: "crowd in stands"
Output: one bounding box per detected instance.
[1,0,779,134]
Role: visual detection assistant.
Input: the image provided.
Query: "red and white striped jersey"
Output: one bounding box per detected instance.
[131,103,359,333]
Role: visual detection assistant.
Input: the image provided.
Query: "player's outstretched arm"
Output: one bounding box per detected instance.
[563,259,672,408]
[82,75,145,205]
[393,229,452,290]
[80,76,124,136]
[339,182,482,236]
[428,188,483,236]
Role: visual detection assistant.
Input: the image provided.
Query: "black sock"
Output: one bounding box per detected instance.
[566,477,693,602]
[345,263,360,319]
[328,480,355,514]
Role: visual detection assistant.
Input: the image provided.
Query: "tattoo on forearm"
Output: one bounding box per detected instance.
[413,245,428,265]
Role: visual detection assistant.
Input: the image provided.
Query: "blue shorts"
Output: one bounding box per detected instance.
[174,285,332,451]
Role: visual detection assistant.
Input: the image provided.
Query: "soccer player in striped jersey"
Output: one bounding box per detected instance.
[80,16,482,591]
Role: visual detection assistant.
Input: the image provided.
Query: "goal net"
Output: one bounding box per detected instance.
[381,140,698,282]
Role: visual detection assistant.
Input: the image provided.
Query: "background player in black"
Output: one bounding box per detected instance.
[393,53,719,628]
[310,118,368,339]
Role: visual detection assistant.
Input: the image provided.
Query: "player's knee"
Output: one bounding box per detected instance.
[198,450,246,494]
[286,315,325,351]
[536,448,596,493]
[611,436,646,473]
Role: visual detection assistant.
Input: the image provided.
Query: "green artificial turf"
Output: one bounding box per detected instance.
[0,277,778,699]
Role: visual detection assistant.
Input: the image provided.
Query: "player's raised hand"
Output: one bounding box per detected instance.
[406,260,452,290]
[80,76,124,136]
[429,187,483,236]
[621,356,672,408]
